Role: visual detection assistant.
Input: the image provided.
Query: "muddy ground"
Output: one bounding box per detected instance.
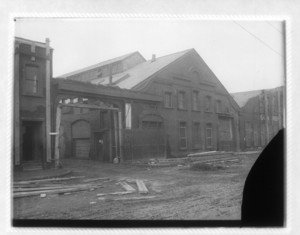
[13,153,259,220]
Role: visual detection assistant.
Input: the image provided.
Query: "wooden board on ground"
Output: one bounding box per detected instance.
[13,186,93,198]
[136,180,149,194]
[14,176,85,185]
[82,177,109,183]
[118,181,136,192]
[114,196,155,201]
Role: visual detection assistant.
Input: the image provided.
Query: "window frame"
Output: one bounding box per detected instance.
[205,123,213,149]
[205,95,212,112]
[192,90,200,111]
[164,91,173,108]
[192,122,201,149]
[177,90,186,110]
[23,63,41,96]
[179,121,188,150]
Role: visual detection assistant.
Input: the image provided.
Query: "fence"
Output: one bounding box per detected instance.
[122,128,166,161]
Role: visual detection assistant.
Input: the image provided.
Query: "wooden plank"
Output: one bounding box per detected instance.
[82,177,109,183]
[114,196,155,201]
[54,106,61,167]
[136,180,149,194]
[118,111,123,162]
[118,181,136,192]
[13,186,91,198]
[14,176,85,184]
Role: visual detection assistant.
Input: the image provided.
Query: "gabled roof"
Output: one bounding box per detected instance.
[231,86,284,108]
[231,90,262,108]
[90,49,194,89]
[59,51,145,78]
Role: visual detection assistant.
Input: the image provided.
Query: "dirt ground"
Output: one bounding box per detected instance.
[13,153,259,220]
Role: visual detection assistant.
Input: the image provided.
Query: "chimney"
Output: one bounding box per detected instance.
[151,54,156,62]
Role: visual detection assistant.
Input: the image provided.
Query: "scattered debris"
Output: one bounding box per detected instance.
[89,201,96,205]
[136,180,148,194]
[40,193,47,198]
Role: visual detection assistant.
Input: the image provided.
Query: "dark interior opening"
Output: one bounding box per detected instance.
[22,121,43,162]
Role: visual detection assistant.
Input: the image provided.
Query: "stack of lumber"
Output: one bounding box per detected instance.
[13,176,107,198]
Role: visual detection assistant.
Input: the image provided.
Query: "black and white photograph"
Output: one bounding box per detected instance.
[10,17,287,228]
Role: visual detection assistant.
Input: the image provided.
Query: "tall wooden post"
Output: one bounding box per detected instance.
[54,105,61,168]
[45,38,51,163]
[118,111,123,162]
[108,110,112,162]
[113,111,119,158]
[14,42,20,166]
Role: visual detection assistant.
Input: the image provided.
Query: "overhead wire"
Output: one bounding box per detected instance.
[232,21,283,58]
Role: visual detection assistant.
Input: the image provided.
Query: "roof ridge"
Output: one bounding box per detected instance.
[148,48,194,61]
[59,51,143,78]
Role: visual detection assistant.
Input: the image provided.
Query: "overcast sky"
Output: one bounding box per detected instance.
[14,18,285,93]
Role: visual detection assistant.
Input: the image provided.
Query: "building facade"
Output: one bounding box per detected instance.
[231,86,284,151]
[13,37,53,169]
[60,49,241,158]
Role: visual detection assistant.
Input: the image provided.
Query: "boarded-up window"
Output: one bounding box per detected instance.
[192,122,201,148]
[24,65,38,94]
[125,103,132,129]
[192,91,199,111]
[179,122,187,149]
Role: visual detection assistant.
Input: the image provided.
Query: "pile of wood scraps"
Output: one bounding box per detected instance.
[13,176,107,198]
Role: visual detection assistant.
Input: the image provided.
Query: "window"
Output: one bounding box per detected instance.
[192,122,201,148]
[192,91,199,111]
[216,100,222,113]
[179,122,187,149]
[24,65,38,94]
[205,123,213,149]
[191,71,200,81]
[164,92,172,108]
[205,96,212,112]
[178,91,186,109]
[125,103,132,129]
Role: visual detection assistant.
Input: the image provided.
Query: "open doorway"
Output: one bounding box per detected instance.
[22,121,44,163]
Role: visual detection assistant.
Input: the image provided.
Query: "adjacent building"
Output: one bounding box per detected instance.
[231,86,284,151]
[13,37,53,170]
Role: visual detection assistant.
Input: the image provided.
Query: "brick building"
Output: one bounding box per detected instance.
[13,37,53,170]
[60,49,241,158]
[231,86,284,151]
